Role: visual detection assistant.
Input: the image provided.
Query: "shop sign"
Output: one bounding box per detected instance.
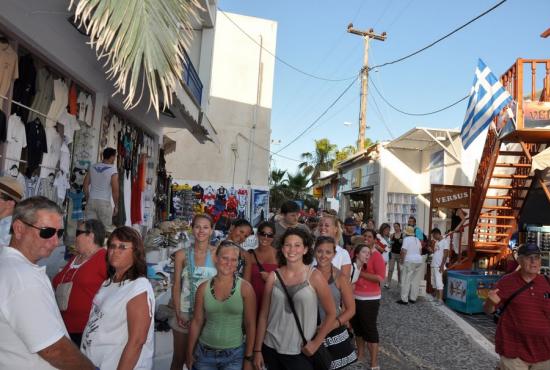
[351,168,362,188]
[313,187,323,198]
[431,185,471,209]
[524,101,550,128]
[447,277,467,303]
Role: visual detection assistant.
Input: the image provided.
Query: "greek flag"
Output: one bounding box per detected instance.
[461,59,512,149]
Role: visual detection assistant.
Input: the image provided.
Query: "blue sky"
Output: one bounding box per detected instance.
[218,0,550,174]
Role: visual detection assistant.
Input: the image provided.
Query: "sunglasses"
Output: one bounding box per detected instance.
[258,231,275,238]
[76,229,90,237]
[21,220,64,239]
[107,243,133,251]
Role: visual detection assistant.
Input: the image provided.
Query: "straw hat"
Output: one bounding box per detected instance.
[0,177,23,202]
[404,226,415,236]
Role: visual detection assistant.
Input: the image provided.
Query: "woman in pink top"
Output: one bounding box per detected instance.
[350,229,385,370]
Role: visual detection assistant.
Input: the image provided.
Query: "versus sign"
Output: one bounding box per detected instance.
[431,185,472,209]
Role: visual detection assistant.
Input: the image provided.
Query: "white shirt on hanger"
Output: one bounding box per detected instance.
[3,114,27,173]
[39,127,62,178]
[58,111,80,144]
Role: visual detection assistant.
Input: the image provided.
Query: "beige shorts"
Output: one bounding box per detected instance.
[169,311,191,334]
[500,356,550,370]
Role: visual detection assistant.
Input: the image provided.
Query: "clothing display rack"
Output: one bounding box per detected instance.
[0,94,57,122]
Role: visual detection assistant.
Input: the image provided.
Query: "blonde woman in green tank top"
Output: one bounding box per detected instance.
[186,241,257,370]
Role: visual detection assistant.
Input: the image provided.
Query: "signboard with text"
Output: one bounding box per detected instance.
[431,185,472,209]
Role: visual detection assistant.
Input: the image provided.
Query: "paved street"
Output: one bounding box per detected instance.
[346,285,498,370]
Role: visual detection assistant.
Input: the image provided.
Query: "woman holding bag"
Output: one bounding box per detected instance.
[253,228,336,370]
[314,236,357,369]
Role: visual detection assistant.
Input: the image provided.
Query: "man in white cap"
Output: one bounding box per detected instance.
[0,176,24,247]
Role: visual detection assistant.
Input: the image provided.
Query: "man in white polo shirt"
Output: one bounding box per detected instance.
[430,227,450,304]
[83,147,119,230]
[0,196,94,369]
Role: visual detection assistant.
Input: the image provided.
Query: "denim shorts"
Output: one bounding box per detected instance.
[192,342,244,370]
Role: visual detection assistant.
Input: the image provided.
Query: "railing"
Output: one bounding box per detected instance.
[182,49,203,105]
[500,59,550,130]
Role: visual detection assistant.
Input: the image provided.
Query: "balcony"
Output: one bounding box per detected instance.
[182,48,203,105]
[499,59,550,142]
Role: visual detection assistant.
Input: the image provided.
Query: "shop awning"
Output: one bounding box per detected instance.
[385,127,461,162]
[343,186,374,195]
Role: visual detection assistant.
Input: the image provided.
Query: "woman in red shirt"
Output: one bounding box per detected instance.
[244,221,278,314]
[350,229,386,370]
[52,219,107,346]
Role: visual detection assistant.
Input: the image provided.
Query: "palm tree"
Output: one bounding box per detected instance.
[287,171,310,199]
[269,169,289,210]
[299,138,337,181]
[335,145,358,162]
[69,0,201,116]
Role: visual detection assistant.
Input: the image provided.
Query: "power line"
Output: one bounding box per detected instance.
[369,77,468,116]
[369,0,508,70]
[274,76,359,154]
[237,133,302,162]
[368,90,395,138]
[218,8,358,82]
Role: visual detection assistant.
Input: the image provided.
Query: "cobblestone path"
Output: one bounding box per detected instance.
[344,285,498,369]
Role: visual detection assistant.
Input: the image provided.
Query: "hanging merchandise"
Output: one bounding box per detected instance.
[3,113,27,173]
[0,109,6,142]
[58,110,80,144]
[0,40,18,97]
[25,118,47,176]
[28,65,54,123]
[77,90,93,126]
[45,78,68,128]
[39,126,62,178]
[11,54,36,122]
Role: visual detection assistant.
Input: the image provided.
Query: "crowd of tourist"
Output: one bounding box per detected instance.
[0,187,548,370]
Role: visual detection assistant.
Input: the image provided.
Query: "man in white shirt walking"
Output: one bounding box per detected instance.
[430,228,450,303]
[83,147,119,230]
[397,226,424,305]
[0,196,94,369]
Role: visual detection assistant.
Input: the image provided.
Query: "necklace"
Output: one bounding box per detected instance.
[210,275,237,302]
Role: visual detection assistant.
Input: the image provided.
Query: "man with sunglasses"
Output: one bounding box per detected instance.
[484,243,550,370]
[0,176,23,247]
[0,196,95,369]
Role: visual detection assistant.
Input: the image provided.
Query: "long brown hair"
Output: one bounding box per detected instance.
[106,226,146,285]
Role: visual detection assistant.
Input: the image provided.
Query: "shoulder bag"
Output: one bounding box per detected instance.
[275,270,332,370]
[493,280,534,323]
[249,249,265,272]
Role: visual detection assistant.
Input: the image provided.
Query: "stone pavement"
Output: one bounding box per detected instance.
[344,284,498,370]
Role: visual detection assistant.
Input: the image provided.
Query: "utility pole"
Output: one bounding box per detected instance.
[347,24,386,151]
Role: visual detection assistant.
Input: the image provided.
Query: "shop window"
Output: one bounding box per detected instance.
[430,150,444,185]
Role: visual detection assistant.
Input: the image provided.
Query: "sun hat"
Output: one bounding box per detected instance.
[0,176,23,202]
[404,225,415,236]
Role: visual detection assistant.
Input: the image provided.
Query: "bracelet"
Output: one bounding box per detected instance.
[336,317,342,327]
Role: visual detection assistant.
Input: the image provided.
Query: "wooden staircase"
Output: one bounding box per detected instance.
[451,59,550,270]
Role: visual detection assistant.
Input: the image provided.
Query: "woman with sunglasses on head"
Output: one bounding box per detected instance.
[170,214,217,370]
[350,230,385,370]
[314,236,357,369]
[243,221,278,313]
[254,228,336,370]
[81,226,155,370]
[186,241,256,370]
[318,214,352,278]
[52,219,107,347]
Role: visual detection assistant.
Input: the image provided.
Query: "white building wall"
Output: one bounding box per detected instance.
[165,12,277,187]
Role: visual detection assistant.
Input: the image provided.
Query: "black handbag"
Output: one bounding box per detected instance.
[275,270,333,370]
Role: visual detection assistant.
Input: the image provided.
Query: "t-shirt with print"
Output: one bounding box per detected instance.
[431,237,450,268]
[88,163,117,201]
[0,247,68,369]
[3,114,27,172]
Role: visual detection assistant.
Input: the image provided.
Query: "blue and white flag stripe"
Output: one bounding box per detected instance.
[461,59,512,149]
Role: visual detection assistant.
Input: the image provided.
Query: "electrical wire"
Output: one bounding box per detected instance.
[369,91,395,138]
[369,77,469,116]
[218,8,359,82]
[369,0,508,70]
[237,133,302,162]
[274,75,359,154]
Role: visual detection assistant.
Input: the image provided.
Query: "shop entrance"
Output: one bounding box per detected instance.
[347,189,374,223]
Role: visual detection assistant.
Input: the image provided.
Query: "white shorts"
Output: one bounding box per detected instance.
[431,267,444,290]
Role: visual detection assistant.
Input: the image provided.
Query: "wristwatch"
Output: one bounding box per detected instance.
[244,355,253,362]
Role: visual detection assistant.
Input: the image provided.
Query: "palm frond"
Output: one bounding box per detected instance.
[69,0,202,116]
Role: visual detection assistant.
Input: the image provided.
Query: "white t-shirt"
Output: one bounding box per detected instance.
[39,127,62,178]
[0,247,68,370]
[431,237,450,268]
[81,277,155,369]
[88,163,117,201]
[58,111,80,144]
[402,236,423,263]
[3,114,27,172]
[332,245,352,270]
